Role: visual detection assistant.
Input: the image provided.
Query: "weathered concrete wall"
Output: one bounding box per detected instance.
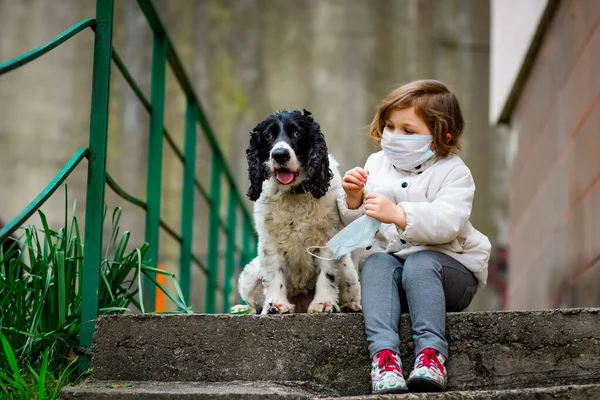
[89,309,600,396]
[507,0,600,309]
[0,0,500,312]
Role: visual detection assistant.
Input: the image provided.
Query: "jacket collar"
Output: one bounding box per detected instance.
[392,156,436,174]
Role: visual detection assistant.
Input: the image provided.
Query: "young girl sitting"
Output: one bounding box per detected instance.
[338,80,491,394]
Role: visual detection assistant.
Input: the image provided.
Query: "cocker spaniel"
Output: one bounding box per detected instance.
[235,109,361,314]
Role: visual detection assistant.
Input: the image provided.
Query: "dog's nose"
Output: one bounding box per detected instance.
[272,148,290,163]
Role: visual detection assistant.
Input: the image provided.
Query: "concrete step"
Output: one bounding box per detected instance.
[328,384,600,399]
[59,380,324,399]
[60,381,600,399]
[82,308,600,396]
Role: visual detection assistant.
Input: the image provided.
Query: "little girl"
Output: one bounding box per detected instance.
[338,80,491,393]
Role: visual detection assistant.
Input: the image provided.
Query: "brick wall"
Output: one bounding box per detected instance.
[508,0,600,309]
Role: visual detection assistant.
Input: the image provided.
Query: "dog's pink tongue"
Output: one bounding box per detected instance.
[276,171,295,184]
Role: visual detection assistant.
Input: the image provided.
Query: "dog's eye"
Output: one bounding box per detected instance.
[264,132,274,141]
[293,130,302,138]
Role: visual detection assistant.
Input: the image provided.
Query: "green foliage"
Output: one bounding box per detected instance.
[0,332,77,400]
[0,197,191,398]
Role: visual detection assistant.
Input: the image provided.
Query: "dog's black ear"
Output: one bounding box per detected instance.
[246,122,269,201]
[303,114,333,199]
[302,109,313,121]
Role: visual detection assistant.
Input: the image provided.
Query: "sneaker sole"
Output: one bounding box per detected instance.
[372,387,409,395]
[407,376,446,392]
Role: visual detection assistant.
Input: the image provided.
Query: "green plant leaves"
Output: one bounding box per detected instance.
[1,197,192,398]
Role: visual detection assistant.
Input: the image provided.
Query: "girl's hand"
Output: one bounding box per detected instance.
[364,193,407,229]
[342,167,369,209]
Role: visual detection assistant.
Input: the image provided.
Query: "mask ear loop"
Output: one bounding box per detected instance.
[305,217,370,261]
[306,245,335,261]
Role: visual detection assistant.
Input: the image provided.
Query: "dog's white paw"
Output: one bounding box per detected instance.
[230,304,255,314]
[308,301,340,313]
[340,302,362,313]
[262,301,295,314]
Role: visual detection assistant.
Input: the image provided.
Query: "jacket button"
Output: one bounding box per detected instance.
[366,245,372,250]
[400,239,406,244]
[401,182,408,188]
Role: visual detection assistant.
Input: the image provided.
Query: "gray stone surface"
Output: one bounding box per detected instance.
[88,309,600,396]
[60,380,320,399]
[60,382,600,399]
[326,384,600,399]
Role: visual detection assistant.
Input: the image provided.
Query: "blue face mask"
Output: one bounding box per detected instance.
[307,215,382,260]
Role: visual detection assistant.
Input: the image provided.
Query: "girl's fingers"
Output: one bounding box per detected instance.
[351,167,362,175]
[364,193,379,201]
[346,167,368,181]
[343,182,362,191]
[343,173,361,183]
[364,204,377,212]
[356,170,368,181]
[344,175,364,188]
[347,171,367,183]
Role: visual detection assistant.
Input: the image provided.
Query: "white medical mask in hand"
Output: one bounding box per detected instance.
[381,129,434,170]
[305,186,393,260]
[307,215,381,260]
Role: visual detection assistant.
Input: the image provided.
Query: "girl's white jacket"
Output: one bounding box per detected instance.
[337,151,491,289]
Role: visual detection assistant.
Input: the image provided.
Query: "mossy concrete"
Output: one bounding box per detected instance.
[60,380,320,399]
[87,309,600,396]
[60,381,600,400]
[325,384,600,399]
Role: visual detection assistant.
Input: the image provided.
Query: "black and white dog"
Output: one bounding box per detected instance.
[234,109,361,314]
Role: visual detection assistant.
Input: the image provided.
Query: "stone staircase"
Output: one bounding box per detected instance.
[61,308,600,399]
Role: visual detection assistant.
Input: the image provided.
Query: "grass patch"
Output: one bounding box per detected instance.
[0,192,191,398]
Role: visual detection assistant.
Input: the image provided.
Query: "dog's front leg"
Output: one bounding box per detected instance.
[308,259,340,313]
[260,243,294,314]
[338,254,362,312]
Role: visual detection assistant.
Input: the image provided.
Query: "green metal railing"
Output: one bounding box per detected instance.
[0,0,257,360]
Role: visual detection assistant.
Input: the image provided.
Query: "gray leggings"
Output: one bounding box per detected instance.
[361,250,478,359]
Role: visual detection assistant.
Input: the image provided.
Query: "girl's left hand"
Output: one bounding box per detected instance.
[364,193,407,229]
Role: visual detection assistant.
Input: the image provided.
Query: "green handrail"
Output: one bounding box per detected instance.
[0,148,88,243]
[180,102,198,304]
[80,0,114,371]
[0,0,258,368]
[135,0,257,309]
[110,48,151,111]
[206,153,224,314]
[143,29,168,311]
[224,188,238,312]
[0,19,95,74]
[105,172,211,275]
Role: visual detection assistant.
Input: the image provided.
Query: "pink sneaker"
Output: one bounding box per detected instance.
[407,348,447,392]
[370,349,408,394]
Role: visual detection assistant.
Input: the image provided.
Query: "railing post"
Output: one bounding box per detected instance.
[205,154,223,313]
[80,0,114,370]
[223,188,237,312]
[179,101,197,305]
[143,31,168,312]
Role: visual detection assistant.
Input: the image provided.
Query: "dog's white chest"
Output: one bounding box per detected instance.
[261,192,338,291]
[266,194,335,248]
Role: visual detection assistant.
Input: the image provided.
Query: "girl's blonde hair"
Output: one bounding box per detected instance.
[369,80,464,157]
